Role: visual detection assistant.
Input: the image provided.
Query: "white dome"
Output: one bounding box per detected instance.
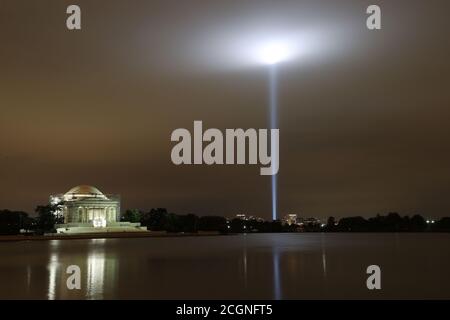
[64,185,107,200]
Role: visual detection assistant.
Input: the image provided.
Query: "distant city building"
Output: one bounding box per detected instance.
[235,214,265,222]
[302,217,322,225]
[283,214,298,225]
[280,214,323,226]
[50,185,147,234]
[248,216,265,222]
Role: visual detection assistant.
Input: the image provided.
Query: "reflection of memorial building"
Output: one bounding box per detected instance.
[51,185,147,234]
[47,239,118,299]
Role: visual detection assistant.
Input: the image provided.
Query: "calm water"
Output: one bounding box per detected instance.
[0,233,449,299]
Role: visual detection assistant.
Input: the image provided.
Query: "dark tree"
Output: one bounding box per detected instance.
[270,220,283,232]
[433,217,450,232]
[35,205,57,233]
[326,216,336,232]
[410,214,427,232]
[0,210,30,235]
[385,212,403,231]
[198,216,227,233]
[230,218,246,233]
[337,216,369,232]
[177,214,199,233]
[164,212,181,232]
[141,208,169,231]
[122,209,141,223]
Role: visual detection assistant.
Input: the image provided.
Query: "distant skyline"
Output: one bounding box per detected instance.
[1,0,450,219]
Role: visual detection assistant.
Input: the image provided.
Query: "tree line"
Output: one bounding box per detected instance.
[1,206,450,235]
[0,205,64,235]
[118,210,450,233]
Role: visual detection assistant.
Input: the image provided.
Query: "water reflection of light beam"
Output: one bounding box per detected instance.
[321,235,327,279]
[26,265,31,293]
[243,246,248,289]
[272,248,282,300]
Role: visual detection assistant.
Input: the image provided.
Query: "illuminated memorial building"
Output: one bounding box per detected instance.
[50,185,147,234]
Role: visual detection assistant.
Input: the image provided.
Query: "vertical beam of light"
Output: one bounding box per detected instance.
[269,64,278,221]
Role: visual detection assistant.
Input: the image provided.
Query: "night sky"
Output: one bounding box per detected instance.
[1,0,449,219]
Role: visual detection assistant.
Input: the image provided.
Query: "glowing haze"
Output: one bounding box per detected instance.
[1,0,450,220]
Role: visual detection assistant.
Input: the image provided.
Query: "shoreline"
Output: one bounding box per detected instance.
[1,231,447,242]
[0,231,226,242]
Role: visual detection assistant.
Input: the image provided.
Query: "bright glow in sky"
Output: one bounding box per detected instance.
[215,31,312,70]
[170,27,335,73]
[256,41,293,65]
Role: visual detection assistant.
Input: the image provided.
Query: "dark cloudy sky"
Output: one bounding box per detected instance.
[1,0,449,219]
